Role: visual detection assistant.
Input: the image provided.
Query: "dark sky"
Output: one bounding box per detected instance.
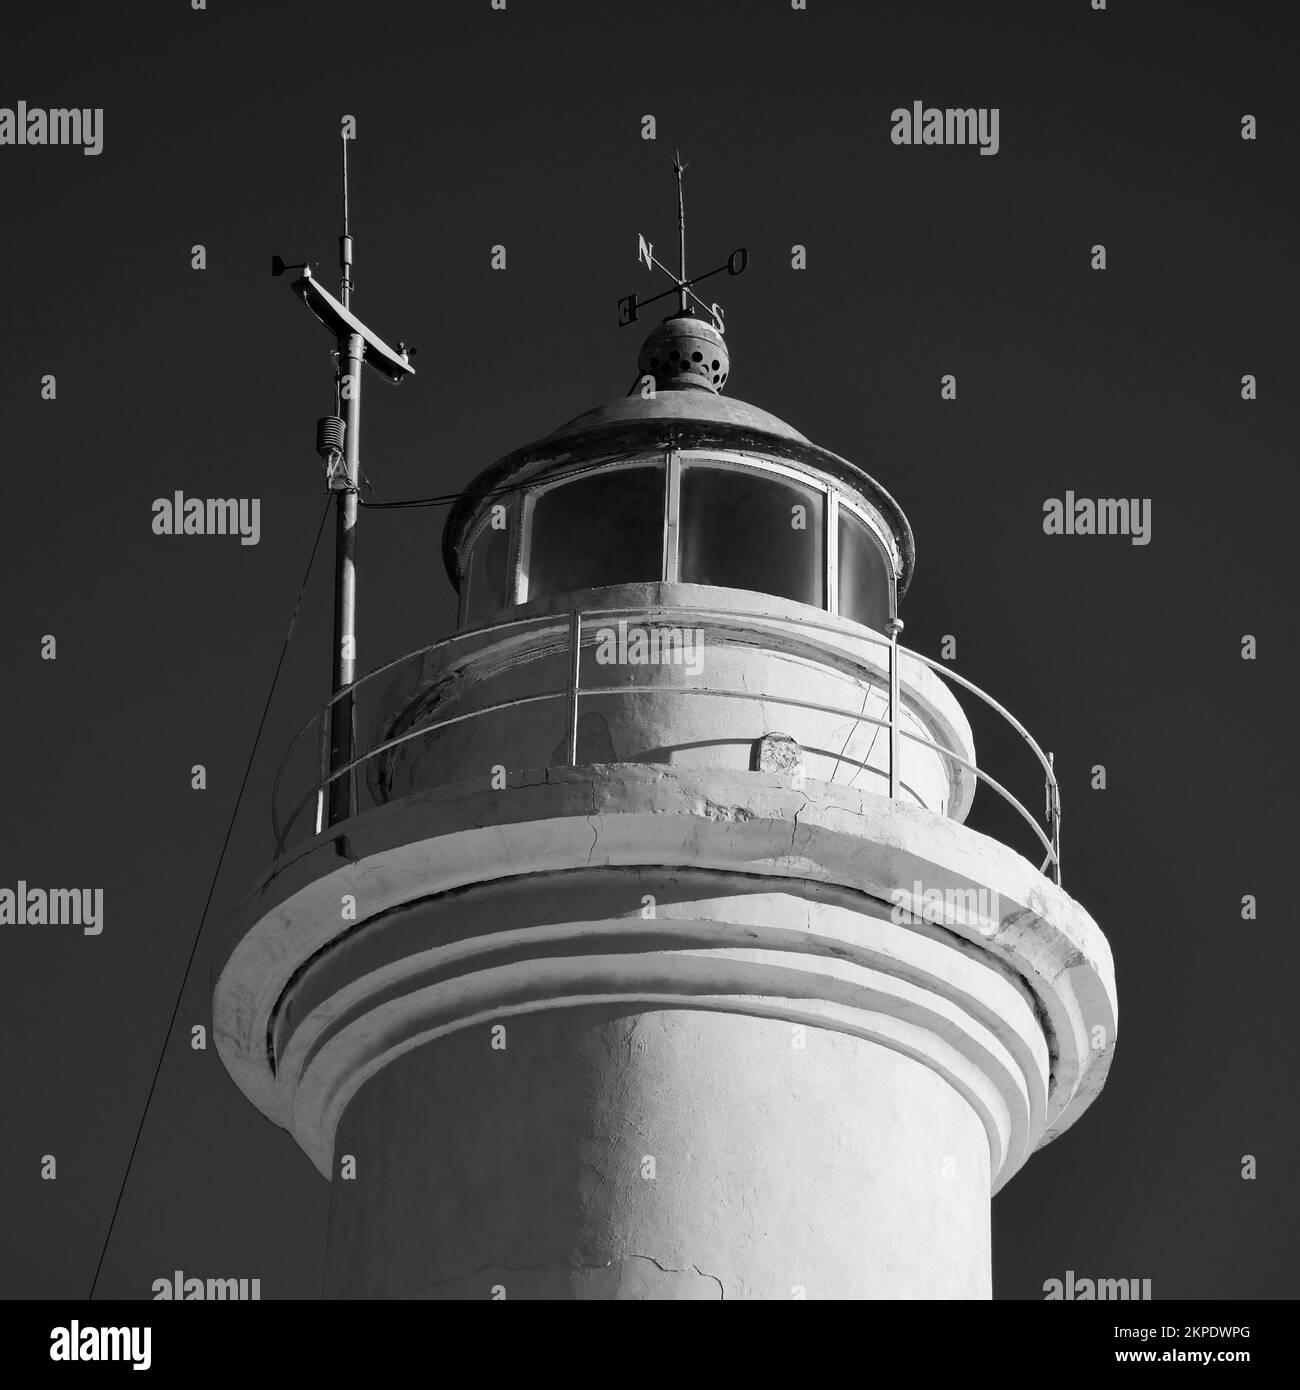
[2,0,1296,1300]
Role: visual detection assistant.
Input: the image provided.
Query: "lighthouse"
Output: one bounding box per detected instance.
[212,181,1116,1301]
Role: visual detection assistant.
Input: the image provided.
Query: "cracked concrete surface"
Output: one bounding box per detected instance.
[398,1254,725,1301]
[322,1003,992,1299]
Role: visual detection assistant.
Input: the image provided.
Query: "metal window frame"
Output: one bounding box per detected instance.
[517,451,670,605]
[664,449,682,581]
[512,490,531,605]
[835,489,899,623]
[461,495,518,623]
[674,451,831,608]
[498,446,899,623]
[675,449,900,575]
[827,486,841,617]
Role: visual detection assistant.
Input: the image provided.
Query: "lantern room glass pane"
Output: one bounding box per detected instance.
[527,463,666,601]
[464,513,511,624]
[679,464,825,607]
[838,506,893,629]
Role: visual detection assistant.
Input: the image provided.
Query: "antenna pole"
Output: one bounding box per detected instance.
[674,151,688,313]
[330,132,361,825]
[340,133,353,307]
[276,130,415,828]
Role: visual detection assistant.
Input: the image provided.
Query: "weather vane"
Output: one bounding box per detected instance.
[618,151,748,333]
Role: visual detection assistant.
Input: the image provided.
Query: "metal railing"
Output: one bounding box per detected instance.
[270,607,1062,884]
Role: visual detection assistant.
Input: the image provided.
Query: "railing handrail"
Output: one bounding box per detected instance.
[269,604,1063,883]
[902,647,1059,803]
[281,684,1057,877]
[270,609,567,841]
[274,688,572,850]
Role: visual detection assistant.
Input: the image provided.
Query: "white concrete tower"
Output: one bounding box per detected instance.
[213,309,1117,1300]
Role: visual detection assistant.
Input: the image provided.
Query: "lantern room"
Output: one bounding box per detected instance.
[444,312,914,637]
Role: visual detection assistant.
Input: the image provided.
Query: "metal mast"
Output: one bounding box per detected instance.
[272,126,416,831]
[331,133,363,827]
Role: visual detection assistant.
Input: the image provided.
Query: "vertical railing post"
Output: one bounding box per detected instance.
[565,609,581,767]
[1047,750,1062,885]
[886,618,904,799]
[350,700,361,816]
[314,702,331,836]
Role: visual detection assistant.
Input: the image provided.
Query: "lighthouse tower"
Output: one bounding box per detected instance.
[213,282,1116,1299]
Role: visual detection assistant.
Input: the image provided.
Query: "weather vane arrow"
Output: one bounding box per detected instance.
[618,151,748,331]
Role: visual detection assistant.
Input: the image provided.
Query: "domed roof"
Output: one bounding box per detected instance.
[547,310,807,443]
[546,387,809,446]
